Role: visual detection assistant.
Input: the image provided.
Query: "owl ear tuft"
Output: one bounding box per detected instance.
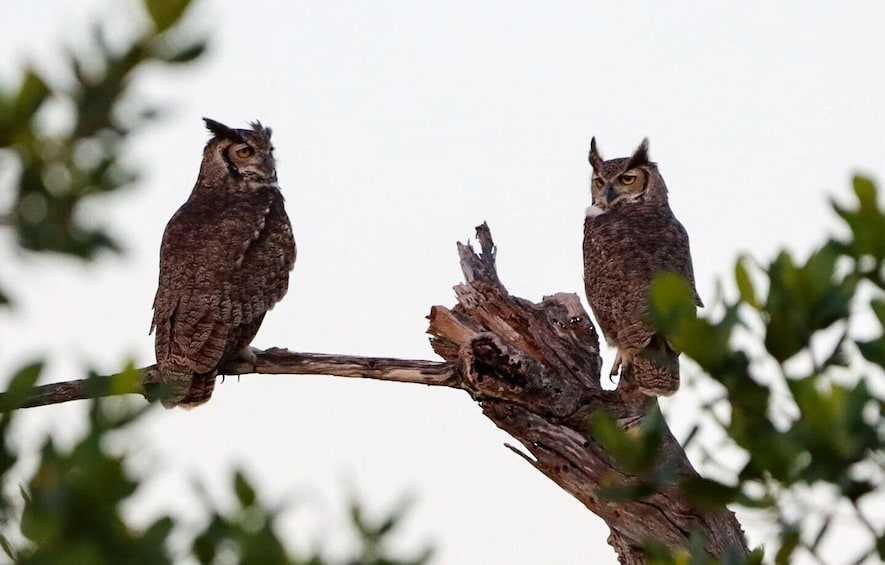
[588,137,605,170]
[203,117,245,142]
[250,120,272,140]
[626,137,651,169]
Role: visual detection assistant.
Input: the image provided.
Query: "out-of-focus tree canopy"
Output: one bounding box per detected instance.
[1,0,882,562]
[592,175,885,563]
[0,2,431,563]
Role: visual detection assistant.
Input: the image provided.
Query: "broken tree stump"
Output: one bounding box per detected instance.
[426,223,748,563]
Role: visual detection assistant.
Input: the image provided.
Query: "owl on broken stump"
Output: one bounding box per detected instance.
[582,138,702,396]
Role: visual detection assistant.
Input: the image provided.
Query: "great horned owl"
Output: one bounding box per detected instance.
[582,138,701,396]
[151,118,296,408]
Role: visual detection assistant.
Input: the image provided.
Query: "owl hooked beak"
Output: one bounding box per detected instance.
[586,190,611,217]
[604,184,619,206]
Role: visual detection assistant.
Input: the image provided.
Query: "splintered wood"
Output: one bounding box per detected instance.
[426,223,748,563]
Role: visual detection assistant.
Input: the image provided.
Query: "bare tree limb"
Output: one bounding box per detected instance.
[2,352,458,410]
[2,220,749,562]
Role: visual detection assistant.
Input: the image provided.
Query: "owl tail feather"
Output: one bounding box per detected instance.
[156,372,217,409]
[174,372,217,409]
[631,336,681,397]
[632,356,680,397]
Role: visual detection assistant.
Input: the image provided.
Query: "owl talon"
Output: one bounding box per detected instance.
[609,351,623,378]
[240,346,262,371]
[607,356,623,384]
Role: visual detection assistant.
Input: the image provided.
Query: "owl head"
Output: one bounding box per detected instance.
[199,118,276,190]
[587,137,667,216]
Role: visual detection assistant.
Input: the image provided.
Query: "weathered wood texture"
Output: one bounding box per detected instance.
[1,223,748,562]
[6,354,457,409]
[426,223,748,563]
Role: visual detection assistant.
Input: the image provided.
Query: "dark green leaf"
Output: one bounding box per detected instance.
[0,361,43,411]
[153,40,208,64]
[587,410,639,471]
[832,176,885,262]
[732,410,799,484]
[0,532,15,560]
[857,299,885,367]
[12,70,50,123]
[869,298,885,326]
[678,477,739,511]
[234,471,257,508]
[843,378,878,438]
[856,336,885,368]
[586,408,664,475]
[786,377,876,483]
[775,525,800,564]
[763,245,853,362]
[853,175,878,208]
[648,274,747,376]
[108,362,143,397]
[686,529,708,565]
[144,0,193,33]
[648,271,697,334]
[192,525,219,564]
[141,516,175,553]
[745,547,766,565]
[735,256,760,309]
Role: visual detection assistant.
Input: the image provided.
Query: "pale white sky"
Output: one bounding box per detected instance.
[2,1,884,563]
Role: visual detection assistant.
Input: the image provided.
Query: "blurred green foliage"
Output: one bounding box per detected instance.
[0,393,431,564]
[3,0,882,563]
[636,175,885,563]
[0,1,432,563]
[0,0,208,307]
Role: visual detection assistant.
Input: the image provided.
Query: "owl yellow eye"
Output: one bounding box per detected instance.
[235,146,254,158]
[593,178,604,189]
[620,173,637,186]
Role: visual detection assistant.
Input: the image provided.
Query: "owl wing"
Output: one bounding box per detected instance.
[583,208,700,354]
[226,189,296,333]
[623,214,701,351]
[151,189,294,376]
[666,217,703,308]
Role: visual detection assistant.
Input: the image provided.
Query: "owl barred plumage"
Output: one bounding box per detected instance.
[582,138,702,396]
[151,118,296,408]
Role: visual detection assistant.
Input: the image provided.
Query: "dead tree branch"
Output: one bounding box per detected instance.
[3,352,457,409]
[1,221,748,562]
[425,222,749,563]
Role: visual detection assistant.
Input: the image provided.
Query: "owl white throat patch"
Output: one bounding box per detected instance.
[586,204,606,218]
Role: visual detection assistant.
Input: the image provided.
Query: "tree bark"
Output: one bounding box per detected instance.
[1,223,748,562]
[425,223,748,562]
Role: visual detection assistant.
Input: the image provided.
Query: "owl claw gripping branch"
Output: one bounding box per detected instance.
[150,119,297,408]
[582,138,702,397]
